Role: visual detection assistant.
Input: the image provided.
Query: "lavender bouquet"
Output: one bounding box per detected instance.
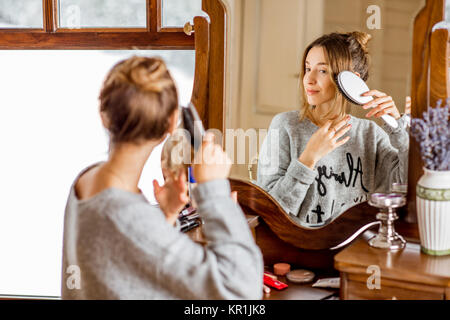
[410,99,450,171]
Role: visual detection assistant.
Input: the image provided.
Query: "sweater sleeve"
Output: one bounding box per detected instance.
[76,180,263,300]
[374,114,410,192]
[257,114,316,215]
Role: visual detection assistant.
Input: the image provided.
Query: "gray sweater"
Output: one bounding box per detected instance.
[257,111,409,225]
[61,165,263,300]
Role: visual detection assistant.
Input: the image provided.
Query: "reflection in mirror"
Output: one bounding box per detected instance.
[230,0,427,227]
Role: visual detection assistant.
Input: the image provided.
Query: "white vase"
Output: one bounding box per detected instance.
[416,168,450,256]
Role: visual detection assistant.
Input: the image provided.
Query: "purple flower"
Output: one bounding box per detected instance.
[410,99,450,171]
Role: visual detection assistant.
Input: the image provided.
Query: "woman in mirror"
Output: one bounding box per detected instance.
[257,32,410,226]
[62,56,263,299]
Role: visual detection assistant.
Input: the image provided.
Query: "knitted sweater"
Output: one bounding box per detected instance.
[61,164,263,299]
[257,111,409,225]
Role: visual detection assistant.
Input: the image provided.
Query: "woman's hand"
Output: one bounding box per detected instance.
[298,116,352,169]
[362,90,401,120]
[404,96,411,115]
[153,168,189,226]
[231,191,238,203]
[193,133,232,184]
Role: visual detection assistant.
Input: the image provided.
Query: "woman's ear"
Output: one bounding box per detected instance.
[354,72,361,78]
[167,108,180,135]
[100,111,110,129]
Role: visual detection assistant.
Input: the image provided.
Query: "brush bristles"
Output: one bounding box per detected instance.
[335,74,363,106]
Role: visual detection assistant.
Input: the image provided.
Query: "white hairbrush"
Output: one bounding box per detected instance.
[336,71,398,129]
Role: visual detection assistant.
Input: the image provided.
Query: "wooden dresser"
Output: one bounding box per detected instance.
[335,237,450,300]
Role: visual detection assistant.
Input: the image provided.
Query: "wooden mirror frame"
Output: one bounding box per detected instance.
[407,0,449,225]
[196,0,226,132]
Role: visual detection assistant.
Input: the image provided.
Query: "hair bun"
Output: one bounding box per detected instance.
[99,55,178,144]
[105,56,173,93]
[346,31,372,54]
[129,57,173,93]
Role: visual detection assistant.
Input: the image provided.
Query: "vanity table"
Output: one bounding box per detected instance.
[186,215,340,300]
[262,271,338,301]
[335,237,450,300]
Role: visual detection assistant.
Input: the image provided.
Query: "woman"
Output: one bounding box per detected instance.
[61,56,263,299]
[257,32,409,225]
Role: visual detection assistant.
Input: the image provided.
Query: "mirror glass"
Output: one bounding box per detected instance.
[228,0,428,227]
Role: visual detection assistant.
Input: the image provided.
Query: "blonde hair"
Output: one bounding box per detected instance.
[299,31,372,124]
[99,56,178,144]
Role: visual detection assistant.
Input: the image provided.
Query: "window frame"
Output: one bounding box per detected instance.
[0,0,195,49]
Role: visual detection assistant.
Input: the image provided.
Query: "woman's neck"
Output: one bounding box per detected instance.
[310,100,346,126]
[101,140,161,193]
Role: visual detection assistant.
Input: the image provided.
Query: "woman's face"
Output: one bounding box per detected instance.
[303,46,336,107]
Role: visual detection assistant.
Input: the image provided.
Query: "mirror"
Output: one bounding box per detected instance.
[227,0,433,227]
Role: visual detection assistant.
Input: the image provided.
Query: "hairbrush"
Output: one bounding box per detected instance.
[181,102,205,151]
[336,71,398,128]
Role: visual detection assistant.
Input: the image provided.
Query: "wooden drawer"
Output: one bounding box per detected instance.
[341,274,445,300]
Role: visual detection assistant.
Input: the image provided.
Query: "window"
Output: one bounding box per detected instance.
[447,0,450,22]
[0,0,43,28]
[0,49,195,297]
[162,0,206,28]
[0,0,206,297]
[58,0,147,28]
